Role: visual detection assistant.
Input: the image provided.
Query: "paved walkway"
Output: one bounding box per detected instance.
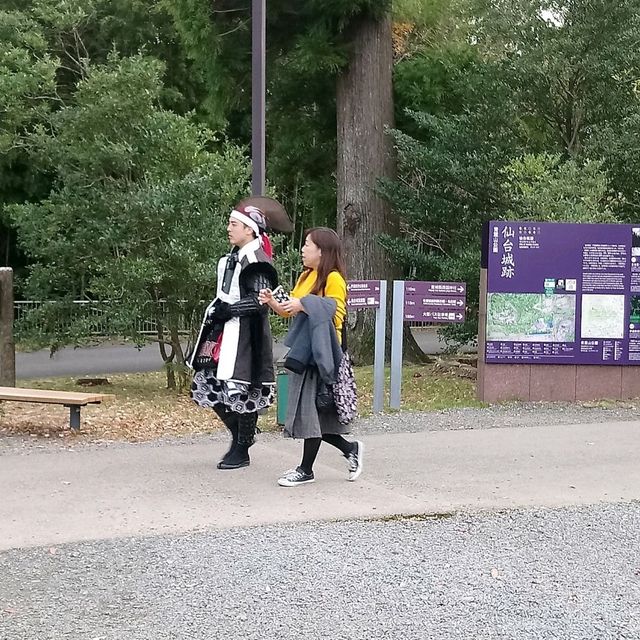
[2,420,639,551]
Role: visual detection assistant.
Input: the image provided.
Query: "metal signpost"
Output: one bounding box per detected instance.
[390,281,467,409]
[347,280,387,413]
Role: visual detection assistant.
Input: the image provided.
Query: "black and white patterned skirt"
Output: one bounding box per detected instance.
[191,369,275,414]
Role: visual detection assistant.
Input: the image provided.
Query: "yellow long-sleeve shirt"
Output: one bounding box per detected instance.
[291,269,347,334]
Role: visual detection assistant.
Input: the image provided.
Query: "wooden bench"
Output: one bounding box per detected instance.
[0,387,115,430]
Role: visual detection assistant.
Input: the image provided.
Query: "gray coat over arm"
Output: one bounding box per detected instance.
[283,295,348,439]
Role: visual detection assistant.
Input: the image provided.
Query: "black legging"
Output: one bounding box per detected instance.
[300,435,355,474]
[213,404,235,424]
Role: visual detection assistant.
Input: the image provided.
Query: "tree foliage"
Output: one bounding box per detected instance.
[9,55,249,388]
[469,0,640,156]
[0,9,58,266]
[5,0,640,364]
[501,154,619,223]
[381,0,640,348]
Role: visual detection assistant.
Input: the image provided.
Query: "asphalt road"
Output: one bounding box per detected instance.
[16,328,470,379]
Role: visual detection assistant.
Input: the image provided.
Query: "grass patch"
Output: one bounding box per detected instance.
[356,363,482,413]
[1,362,480,442]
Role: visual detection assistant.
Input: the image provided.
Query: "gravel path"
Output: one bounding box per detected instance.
[353,402,640,435]
[1,503,638,640]
[2,401,640,456]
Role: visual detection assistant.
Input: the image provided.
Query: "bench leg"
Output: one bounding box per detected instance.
[67,405,81,430]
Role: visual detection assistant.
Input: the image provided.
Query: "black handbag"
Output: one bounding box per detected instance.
[315,323,346,413]
[316,380,336,412]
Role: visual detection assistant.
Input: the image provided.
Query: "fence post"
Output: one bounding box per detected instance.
[0,268,16,387]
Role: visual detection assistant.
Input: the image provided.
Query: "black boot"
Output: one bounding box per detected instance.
[214,406,240,469]
[217,442,250,469]
[217,421,239,468]
[217,412,256,470]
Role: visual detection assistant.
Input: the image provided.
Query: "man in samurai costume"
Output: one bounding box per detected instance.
[188,204,278,469]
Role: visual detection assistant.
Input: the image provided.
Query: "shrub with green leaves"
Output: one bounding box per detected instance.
[9,54,250,388]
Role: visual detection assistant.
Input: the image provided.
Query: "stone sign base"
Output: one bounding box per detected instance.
[477,362,640,403]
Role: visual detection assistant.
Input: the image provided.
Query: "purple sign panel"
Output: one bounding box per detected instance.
[403,281,466,323]
[405,281,466,296]
[405,309,465,322]
[404,295,466,309]
[486,221,640,365]
[347,280,381,309]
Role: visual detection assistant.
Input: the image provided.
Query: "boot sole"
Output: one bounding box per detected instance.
[217,460,250,470]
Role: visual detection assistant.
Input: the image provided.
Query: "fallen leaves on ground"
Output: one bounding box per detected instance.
[0,392,278,443]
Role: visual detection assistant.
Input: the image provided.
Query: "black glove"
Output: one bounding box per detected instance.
[213,271,275,320]
[210,301,233,321]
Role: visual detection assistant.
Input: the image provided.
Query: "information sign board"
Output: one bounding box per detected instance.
[486,221,640,365]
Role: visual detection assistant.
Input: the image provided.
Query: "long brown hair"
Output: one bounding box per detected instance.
[300,227,346,295]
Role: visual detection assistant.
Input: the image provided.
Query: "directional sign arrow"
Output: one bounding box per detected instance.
[347,280,381,293]
[403,281,467,297]
[404,295,466,309]
[403,309,465,323]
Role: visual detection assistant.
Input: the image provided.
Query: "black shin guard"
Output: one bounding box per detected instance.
[237,412,258,447]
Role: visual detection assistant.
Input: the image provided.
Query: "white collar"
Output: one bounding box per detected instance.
[237,237,261,260]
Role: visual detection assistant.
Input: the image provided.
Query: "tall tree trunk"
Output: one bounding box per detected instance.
[336,13,397,364]
[155,308,176,390]
[169,320,188,392]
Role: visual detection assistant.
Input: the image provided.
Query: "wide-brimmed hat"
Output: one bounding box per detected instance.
[236,196,293,233]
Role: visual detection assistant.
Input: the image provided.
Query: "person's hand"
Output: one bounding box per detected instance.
[258,288,273,305]
[282,297,304,315]
[259,288,286,315]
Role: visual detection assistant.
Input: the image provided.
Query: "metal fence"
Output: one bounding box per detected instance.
[13,300,291,340]
[13,300,196,338]
[14,300,438,342]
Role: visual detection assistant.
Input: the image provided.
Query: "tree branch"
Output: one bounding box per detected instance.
[212,6,248,13]
[218,20,249,38]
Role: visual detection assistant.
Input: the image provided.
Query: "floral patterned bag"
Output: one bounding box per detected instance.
[332,325,357,424]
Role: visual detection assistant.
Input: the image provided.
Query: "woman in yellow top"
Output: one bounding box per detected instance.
[259,227,363,487]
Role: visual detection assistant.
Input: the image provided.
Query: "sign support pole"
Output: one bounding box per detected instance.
[372,280,387,413]
[251,0,266,196]
[390,280,405,409]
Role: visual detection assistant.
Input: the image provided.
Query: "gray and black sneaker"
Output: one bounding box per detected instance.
[346,440,364,481]
[278,467,315,487]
